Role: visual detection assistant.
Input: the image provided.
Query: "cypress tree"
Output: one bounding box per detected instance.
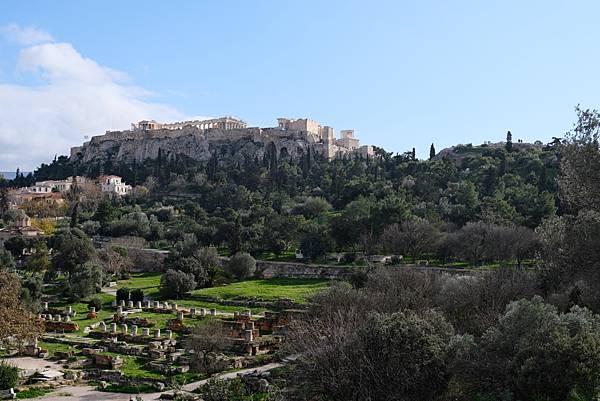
[506,131,513,152]
[429,143,436,160]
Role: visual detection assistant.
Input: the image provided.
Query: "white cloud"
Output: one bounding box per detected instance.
[1,23,54,45]
[0,41,185,170]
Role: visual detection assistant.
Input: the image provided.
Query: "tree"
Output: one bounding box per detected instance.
[429,143,436,160]
[195,246,222,287]
[0,268,44,347]
[224,253,256,280]
[294,197,332,219]
[68,262,103,300]
[185,320,231,374]
[160,269,196,299]
[300,224,335,261]
[558,107,600,213]
[459,297,600,401]
[381,218,439,262]
[454,221,491,265]
[24,241,50,272]
[51,228,95,275]
[505,130,513,152]
[98,246,131,277]
[291,308,455,401]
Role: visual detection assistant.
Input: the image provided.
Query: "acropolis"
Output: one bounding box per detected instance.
[70,116,374,165]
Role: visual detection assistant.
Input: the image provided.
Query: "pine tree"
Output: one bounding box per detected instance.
[411,148,416,160]
[506,131,513,152]
[429,143,436,160]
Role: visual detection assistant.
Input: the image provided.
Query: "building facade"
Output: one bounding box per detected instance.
[100,175,132,196]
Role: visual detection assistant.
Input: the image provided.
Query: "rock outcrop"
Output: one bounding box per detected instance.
[71,126,323,166]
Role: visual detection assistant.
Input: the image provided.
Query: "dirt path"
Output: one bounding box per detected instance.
[39,361,284,401]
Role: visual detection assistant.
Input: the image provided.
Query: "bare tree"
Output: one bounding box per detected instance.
[185,320,231,374]
[382,218,439,263]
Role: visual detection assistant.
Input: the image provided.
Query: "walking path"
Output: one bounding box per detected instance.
[38,361,284,401]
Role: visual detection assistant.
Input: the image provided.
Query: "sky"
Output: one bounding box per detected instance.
[1,0,600,171]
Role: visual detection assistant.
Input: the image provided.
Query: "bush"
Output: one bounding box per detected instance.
[160,269,196,299]
[342,252,357,264]
[87,296,103,312]
[15,388,51,399]
[116,287,130,302]
[0,361,18,390]
[224,253,256,280]
[130,288,144,302]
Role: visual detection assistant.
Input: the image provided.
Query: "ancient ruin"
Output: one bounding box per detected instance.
[70,116,374,166]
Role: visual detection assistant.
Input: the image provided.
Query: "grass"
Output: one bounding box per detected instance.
[38,341,73,357]
[15,388,52,399]
[117,273,329,306]
[100,383,157,393]
[193,278,330,304]
[100,353,203,384]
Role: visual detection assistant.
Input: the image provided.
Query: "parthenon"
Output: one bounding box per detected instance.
[132,116,247,131]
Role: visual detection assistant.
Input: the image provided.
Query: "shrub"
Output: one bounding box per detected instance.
[224,253,256,280]
[116,287,130,302]
[87,295,103,312]
[15,388,51,399]
[0,361,18,390]
[130,288,144,303]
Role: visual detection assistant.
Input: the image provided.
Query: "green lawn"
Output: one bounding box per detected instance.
[117,273,330,306]
[193,278,330,304]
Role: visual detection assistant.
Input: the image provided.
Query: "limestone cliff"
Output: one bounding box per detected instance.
[70,126,324,166]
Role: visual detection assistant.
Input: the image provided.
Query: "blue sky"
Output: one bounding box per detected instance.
[1,0,599,170]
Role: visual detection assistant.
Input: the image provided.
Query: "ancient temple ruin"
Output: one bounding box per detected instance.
[71,116,374,166]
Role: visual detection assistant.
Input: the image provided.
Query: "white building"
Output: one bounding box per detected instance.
[100,175,132,196]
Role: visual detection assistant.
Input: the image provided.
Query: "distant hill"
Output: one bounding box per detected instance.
[433,141,546,165]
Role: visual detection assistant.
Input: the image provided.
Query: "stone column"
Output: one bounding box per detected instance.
[200,308,206,317]
[177,311,184,321]
[46,314,52,321]
[110,323,117,333]
[154,301,160,308]
[136,301,143,309]
[210,309,217,316]
[244,329,253,343]
[142,327,150,336]
[55,315,61,321]
[145,300,152,308]
[164,302,169,309]
[172,303,178,311]
[246,321,255,331]
[154,329,161,338]
[43,302,49,310]
[166,330,173,340]
[116,306,123,315]
[245,309,252,318]
[121,324,128,334]
[99,321,107,332]
[190,308,196,316]
[65,315,71,322]
[132,325,138,336]
[67,306,73,315]
[119,300,125,307]
[127,301,134,308]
